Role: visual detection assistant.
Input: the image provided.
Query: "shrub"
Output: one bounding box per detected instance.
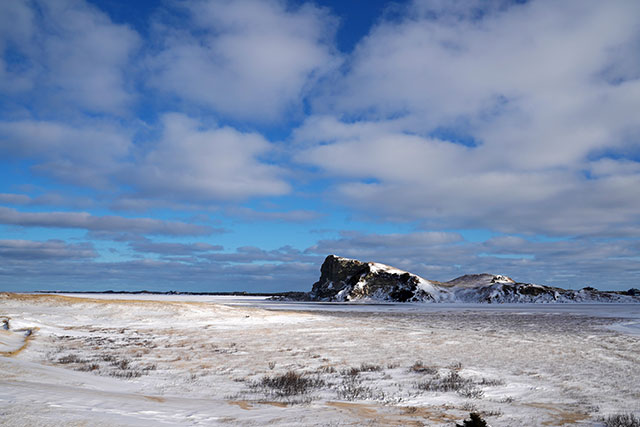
[76,363,99,372]
[336,375,374,401]
[449,362,463,371]
[341,367,362,377]
[456,412,489,427]
[317,365,336,374]
[603,413,640,427]
[479,377,504,387]
[457,386,485,399]
[410,360,438,375]
[112,359,130,370]
[101,354,116,362]
[418,370,472,392]
[110,370,142,379]
[258,371,324,397]
[57,354,86,364]
[359,363,382,372]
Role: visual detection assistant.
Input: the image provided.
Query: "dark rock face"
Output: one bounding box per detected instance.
[310,255,366,300]
[621,288,639,296]
[310,255,433,302]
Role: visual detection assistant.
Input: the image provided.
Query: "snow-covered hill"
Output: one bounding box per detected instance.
[308,255,639,303]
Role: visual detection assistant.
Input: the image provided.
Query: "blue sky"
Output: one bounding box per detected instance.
[1,0,639,292]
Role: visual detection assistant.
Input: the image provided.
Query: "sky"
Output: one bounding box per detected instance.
[1,0,639,293]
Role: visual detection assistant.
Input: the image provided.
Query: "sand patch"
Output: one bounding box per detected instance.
[326,401,459,426]
[525,402,591,425]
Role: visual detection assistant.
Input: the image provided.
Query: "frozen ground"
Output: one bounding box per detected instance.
[1,293,639,426]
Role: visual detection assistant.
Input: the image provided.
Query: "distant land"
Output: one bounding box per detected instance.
[296,255,640,303]
[38,255,640,304]
[35,290,297,298]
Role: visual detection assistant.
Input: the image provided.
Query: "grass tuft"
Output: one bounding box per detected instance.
[417,370,471,392]
[358,363,382,372]
[603,413,640,427]
[410,360,438,375]
[57,354,87,364]
[337,375,375,401]
[256,370,325,397]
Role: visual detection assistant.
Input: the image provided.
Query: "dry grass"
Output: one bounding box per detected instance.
[253,370,325,397]
[410,360,438,375]
[603,413,640,427]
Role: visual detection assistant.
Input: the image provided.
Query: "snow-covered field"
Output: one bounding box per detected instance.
[1,293,639,426]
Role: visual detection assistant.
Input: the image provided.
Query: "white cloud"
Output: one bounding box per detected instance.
[0,239,96,260]
[0,0,140,114]
[0,111,291,203]
[0,0,36,93]
[0,119,131,188]
[299,0,640,237]
[148,0,340,122]
[0,192,95,209]
[0,207,214,236]
[297,120,640,235]
[128,238,224,256]
[224,206,323,222]
[127,113,290,201]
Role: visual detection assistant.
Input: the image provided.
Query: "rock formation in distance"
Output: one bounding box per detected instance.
[307,255,639,303]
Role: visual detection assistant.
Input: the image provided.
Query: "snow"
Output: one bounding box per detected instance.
[1,293,639,425]
[0,329,29,354]
[417,277,444,300]
[368,262,411,276]
[492,275,515,284]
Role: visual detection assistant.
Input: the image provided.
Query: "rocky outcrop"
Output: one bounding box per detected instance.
[307,255,640,303]
[310,255,438,302]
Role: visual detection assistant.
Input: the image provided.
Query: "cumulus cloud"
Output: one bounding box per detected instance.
[200,245,320,264]
[224,206,322,222]
[0,0,139,114]
[148,0,340,121]
[0,193,95,209]
[0,0,36,93]
[0,119,131,187]
[306,230,470,275]
[0,113,292,206]
[0,239,96,260]
[126,113,290,202]
[299,0,640,237]
[128,238,223,256]
[0,207,214,236]
[307,230,462,252]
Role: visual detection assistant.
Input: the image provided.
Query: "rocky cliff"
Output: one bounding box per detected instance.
[310,255,438,302]
[307,255,640,303]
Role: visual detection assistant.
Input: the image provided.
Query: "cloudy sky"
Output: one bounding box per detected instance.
[1,0,639,292]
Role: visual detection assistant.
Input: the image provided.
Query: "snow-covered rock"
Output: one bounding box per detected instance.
[310,255,439,302]
[307,255,640,303]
